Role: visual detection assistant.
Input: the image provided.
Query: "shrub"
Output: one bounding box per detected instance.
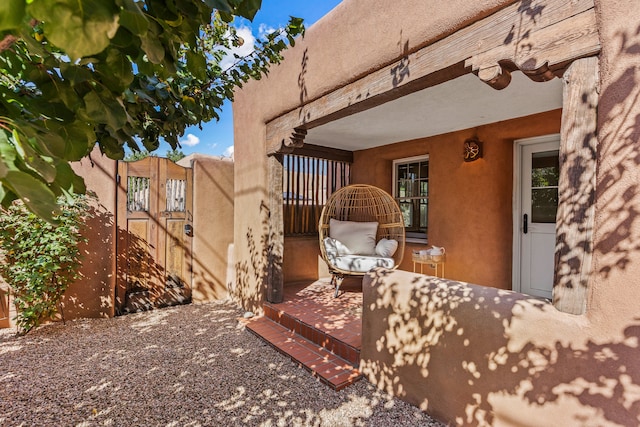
[0,193,93,334]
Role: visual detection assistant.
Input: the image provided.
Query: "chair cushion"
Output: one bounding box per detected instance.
[375,238,398,257]
[331,254,395,273]
[329,218,378,255]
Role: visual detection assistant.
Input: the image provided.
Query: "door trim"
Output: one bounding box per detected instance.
[512,133,560,294]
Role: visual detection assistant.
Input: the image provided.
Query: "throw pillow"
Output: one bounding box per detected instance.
[329,218,378,255]
[375,238,398,257]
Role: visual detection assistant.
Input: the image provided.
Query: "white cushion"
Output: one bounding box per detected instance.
[331,255,395,273]
[323,237,352,260]
[329,219,378,255]
[375,238,398,257]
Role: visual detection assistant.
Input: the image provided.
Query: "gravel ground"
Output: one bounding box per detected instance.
[0,300,444,426]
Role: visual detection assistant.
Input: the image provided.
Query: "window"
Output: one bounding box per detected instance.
[283,153,351,236]
[393,155,428,242]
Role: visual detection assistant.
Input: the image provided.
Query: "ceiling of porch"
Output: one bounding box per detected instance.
[304,71,563,151]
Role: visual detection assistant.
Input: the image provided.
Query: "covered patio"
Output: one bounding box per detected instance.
[230,0,640,424]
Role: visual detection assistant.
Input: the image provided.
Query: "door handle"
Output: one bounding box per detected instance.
[523,213,528,234]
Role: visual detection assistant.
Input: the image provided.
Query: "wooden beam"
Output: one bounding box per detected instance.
[266,155,285,303]
[285,143,353,163]
[266,0,599,152]
[468,9,599,87]
[553,56,599,315]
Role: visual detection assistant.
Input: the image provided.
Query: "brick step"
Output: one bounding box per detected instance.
[245,316,362,391]
[264,302,360,366]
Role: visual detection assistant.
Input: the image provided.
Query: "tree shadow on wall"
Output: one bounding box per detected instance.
[592,24,640,279]
[363,270,640,426]
[61,202,115,319]
[115,222,192,315]
[362,11,640,427]
[234,201,282,313]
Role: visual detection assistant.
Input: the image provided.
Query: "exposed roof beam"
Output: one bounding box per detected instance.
[266,0,599,154]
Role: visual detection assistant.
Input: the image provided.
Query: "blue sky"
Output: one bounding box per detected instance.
[154,1,342,159]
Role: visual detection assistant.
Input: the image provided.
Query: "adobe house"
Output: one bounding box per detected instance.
[232,0,640,425]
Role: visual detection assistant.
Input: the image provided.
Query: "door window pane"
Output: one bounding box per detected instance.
[530,150,559,223]
[532,188,558,223]
[531,150,559,187]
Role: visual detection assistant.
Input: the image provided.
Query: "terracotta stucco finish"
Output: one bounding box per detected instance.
[64,146,118,319]
[353,110,561,287]
[234,0,640,424]
[283,236,323,284]
[183,155,234,302]
[233,0,519,312]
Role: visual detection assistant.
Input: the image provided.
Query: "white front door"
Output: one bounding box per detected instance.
[514,135,560,300]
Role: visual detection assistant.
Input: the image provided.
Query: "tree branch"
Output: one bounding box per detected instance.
[0,34,17,53]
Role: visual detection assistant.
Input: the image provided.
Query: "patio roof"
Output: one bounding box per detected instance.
[305,71,563,151]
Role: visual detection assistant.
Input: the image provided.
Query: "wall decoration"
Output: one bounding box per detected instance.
[464,137,483,162]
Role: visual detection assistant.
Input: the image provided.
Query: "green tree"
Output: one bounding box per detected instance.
[166,148,186,162]
[124,150,155,162]
[123,148,185,162]
[0,193,94,335]
[0,0,304,218]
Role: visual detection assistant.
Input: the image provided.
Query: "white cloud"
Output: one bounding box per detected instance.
[219,26,256,71]
[180,133,200,147]
[258,23,276,37]
[223,145,234,158]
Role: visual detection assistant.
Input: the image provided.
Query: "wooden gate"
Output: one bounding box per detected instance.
[116,157,193,314]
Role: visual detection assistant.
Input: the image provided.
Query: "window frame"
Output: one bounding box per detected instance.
[392,154,429,244]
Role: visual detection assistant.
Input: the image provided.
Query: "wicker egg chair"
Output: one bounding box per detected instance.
[319,184,405,297]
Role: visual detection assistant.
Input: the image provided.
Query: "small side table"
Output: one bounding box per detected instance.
[412,253,446,278]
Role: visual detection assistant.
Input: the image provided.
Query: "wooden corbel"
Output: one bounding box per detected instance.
[266,126,308,156]
[465,4,599,90]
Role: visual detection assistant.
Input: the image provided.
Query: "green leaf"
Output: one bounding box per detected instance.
[31,130,66,160]
[28,0,120,59]
[140,34,165,64]
[234,0,262,21]
[15,135,57,183]
[44,121,95,161]
[0,0,25,31]
[119,9,149,36]
[2,170,58,220]
[81,90,128,130]
[205,0,261,20]
[0,150,7,179]
[96,48,134,92]
[60,63,94,86]
[100,135,124,160]
[186,51,207,81]
[54,162,86,193]
[205,0,234,14]
[0,129,17,169]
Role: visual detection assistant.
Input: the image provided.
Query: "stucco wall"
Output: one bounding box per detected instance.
[283,236,325,284]
[234,0,640,424]
[181,155,235,302]
[353,110,561,287]
[233,0,518,312]
[359,1,640,425]
[64,145,118,319]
